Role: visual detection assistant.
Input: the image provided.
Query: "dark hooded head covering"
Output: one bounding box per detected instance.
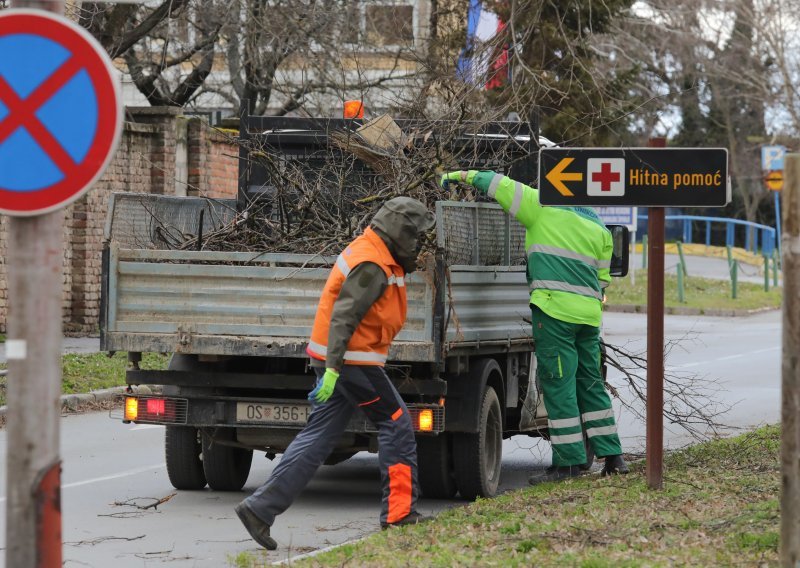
[370,197,435,273]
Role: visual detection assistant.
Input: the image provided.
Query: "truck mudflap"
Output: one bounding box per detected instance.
[122,394,445,434]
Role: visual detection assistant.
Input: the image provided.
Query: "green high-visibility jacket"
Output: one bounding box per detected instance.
[464,170,612,327]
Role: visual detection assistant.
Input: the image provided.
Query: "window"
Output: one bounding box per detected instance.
[365,5,414,46]
[340,2,362,44]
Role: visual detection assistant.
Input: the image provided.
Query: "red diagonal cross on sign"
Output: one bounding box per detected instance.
[0,10,122,217]
[0,56,82,178]
[592,162,621,192]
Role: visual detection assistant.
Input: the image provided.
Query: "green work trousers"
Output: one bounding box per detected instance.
[531,306,622,466]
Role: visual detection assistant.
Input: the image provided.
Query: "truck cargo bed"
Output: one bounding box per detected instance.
[100,195,534,362]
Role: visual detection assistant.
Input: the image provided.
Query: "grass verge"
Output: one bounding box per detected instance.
[231,425,780,567]
[606,270,781,312]
[0,352,168,407]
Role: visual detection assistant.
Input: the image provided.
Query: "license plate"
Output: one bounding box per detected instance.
[236,402,311,425]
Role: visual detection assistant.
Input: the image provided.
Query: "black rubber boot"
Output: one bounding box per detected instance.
[235,502,278,550]
[602,454,630,476]
[528,465,585,485]
[381,511,430,530]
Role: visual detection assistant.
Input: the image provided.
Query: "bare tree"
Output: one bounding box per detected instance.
[614,0,786,223]
[75,1,225,107]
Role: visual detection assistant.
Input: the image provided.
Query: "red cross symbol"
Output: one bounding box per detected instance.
[591,162,620,192]
[0,58,82,178]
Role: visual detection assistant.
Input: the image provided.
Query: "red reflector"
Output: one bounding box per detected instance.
[146,398,166,415]
[136,397,180,423]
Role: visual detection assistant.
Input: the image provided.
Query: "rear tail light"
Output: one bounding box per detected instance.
[146,398,166,415]
[408,405,444,433]
[418,409,434,432]
[124,396,138,421]
[123,396,188,424]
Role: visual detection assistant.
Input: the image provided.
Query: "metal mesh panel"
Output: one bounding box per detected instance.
[509,222,527,264]
[477,207,507,265]
[439,205,475,265]
[436,202,526,266]
[105,193,237,249]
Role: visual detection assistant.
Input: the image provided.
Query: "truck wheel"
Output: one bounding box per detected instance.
[202,429,253,491]
[416,434,457,499]
[165,426,207,490]
[453,386,503,500]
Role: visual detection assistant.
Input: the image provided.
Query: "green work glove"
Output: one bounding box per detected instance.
[439,170,478,190]
[308,368,339,403]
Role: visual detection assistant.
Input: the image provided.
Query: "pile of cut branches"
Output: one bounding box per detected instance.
[176,116,524,254]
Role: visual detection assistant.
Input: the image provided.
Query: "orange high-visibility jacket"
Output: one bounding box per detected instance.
[306,227,407,366]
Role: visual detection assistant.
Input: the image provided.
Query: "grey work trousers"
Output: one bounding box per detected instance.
[244,365,419,526]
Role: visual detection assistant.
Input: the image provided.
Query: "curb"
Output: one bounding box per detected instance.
[605,304,779,317]
[0,386,127,418]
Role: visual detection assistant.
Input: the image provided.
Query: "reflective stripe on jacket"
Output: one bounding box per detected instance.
[472,171,612,327]
[307,227,407,366]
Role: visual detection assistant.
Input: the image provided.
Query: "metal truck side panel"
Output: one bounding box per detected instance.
[103,248,435,358]
[445,267,532,345]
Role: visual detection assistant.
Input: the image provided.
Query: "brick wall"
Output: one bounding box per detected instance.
[187,120,239,198]
[0,108,240,334]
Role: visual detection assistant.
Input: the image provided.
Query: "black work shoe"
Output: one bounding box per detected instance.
[381,511,430,530]
[235,502,278,550]
[528,465,585,485]
[602,454,630,476]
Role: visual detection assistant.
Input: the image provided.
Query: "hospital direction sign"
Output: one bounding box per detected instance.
[538,148,729,207]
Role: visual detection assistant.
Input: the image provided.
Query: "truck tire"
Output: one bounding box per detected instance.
[453,386,503,500]
[416,434,457,499]
[202,429,253,491]
[165,426,207,490]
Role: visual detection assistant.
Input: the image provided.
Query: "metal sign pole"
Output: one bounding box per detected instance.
[7,4,65,568]
[646,137,666,490]
[775,190,782,261]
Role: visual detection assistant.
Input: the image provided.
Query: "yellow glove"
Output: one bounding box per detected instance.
[439,170,478,190]
[308,368,339,403]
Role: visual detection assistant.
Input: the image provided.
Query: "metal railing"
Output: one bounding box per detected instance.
[640,214,777,257]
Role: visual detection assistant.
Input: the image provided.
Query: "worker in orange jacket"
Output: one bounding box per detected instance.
[235,197,435,550]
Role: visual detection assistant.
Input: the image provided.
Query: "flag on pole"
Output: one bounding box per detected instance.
[457,1,509,89]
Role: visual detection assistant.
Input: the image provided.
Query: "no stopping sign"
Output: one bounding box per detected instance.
[0,10,122,216]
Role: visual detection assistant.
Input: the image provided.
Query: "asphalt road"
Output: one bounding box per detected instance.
[0,309,782,567]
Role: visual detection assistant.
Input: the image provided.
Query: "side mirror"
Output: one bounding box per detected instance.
[606,225,630,278]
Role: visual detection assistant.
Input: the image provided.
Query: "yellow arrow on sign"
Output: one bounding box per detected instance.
[545,157,583,197]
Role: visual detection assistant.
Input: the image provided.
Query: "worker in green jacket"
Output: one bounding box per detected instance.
[440,169,628,482]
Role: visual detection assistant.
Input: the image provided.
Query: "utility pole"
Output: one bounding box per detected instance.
[2,3,120,565]
[6,2,67,566]
[781,153,800,567]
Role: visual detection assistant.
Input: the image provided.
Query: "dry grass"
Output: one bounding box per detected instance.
[289,426,780,567]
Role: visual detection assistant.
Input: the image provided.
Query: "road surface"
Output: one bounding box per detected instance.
[0,310,782,567]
